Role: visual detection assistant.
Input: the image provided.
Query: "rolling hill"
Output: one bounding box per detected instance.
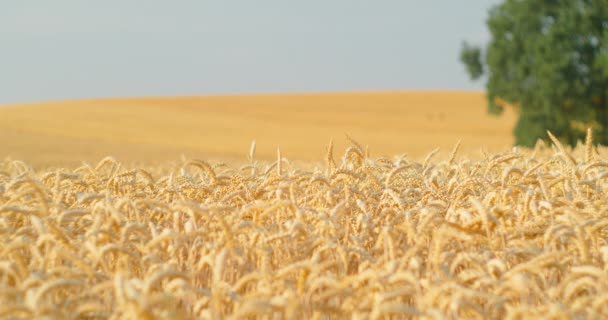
[0,91,517,167]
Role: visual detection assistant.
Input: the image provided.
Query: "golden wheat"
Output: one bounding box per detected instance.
[1,133,608,319]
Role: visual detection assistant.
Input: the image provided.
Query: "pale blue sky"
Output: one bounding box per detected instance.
[0,1,500,104]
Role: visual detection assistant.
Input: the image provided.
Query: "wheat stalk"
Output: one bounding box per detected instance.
[585,127,593,163]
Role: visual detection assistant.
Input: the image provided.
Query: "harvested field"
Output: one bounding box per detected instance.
[0,91,516,168]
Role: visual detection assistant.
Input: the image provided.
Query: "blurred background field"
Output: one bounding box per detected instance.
[0,91,516,168]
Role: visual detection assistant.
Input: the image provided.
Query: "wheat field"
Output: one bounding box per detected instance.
[2,125,608,318]
[0,91,516,168]
[3,92,607,319]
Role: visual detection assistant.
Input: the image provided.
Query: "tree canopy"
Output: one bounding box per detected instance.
[461,0,608,147]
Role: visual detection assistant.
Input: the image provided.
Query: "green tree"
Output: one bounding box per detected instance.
[461,0,608,147]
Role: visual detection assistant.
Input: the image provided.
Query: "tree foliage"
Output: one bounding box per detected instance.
[461,0,608,147]
[460,43,484,80]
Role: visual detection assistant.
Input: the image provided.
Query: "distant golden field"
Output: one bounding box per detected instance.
[0,91,516,167]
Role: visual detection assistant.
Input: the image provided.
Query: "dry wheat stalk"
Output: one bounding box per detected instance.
[0,139,607,319]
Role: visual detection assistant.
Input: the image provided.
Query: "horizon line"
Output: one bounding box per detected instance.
[0,89,486,107]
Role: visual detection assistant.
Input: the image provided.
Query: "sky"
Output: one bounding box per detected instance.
[0,1,501,104]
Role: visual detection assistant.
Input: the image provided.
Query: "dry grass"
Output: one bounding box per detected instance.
[2,131,608,319]
[0,91,516,168]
